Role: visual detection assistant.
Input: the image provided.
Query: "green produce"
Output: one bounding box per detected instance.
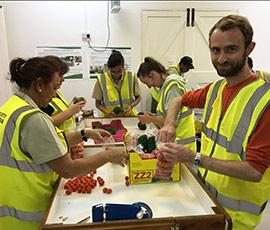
[82,109,93,117]
[105,127,117,135]
[137,112,147,130]
[73,96,85,104]
[146,136,156,153]
[137,135,156,153]
[137,134,148,150]
[113,106,124,115]
[137,122,147,130]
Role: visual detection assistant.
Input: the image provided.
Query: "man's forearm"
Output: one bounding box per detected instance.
[200,156,262,182]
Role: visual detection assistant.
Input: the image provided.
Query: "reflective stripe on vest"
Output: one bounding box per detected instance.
[176,136,196,145]
[167,64,180,75]
[99,71,134,106]
[50,90,76,132]
[50,100,62,112]
[160,78,186,113]
[158,107,193,120]
[157,76,196,150]
[0,95,59,226]
[0,206,43,222]
[203,79,223,124]
[160,77,193,122]
[202,82,270,160]
[255,70,265,81]
[50,90,69,113]
[204,180,267,216]
[0,106,52,173]
[200,79,270,225]
[56,90,69,107]
[160,87,194,146]
[150,87,160,102]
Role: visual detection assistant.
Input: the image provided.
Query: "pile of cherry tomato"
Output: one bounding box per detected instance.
[64,171,112,195]
[64,171,131,195]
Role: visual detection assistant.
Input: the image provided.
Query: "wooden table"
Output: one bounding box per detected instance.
[40,117,231,230]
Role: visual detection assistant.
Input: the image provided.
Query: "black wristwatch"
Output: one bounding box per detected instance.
[193,152,201,168]
[80,129,88,142]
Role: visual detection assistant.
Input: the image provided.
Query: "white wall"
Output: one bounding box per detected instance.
[2,1,270,111]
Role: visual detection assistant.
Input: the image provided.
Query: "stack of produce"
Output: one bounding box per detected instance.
[92,119,127,143]
[125,132,174,181]
[70,142,84,159]
[152,150,174,181]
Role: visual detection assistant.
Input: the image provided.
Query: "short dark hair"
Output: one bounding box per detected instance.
[107,50,124,68]
[10,57,58,89]
[248,57,253,69]
[179,56,194,69]
[209,15,253,48]
[137,57,167,78]
[44,55,69,75]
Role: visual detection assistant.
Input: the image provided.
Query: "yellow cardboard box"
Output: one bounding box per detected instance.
[128,150,181,185]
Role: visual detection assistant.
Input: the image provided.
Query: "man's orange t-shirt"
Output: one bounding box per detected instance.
[182,75,270,174]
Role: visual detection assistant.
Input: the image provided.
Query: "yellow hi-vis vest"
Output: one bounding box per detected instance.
[97,71,138,116]
[0,95,64,230]
[200,79,270,230]
[150,70,187,103]
[167,65,188,85]
[49,90,76,132]
[150,87,160,102]
[151,65,184,103]
[255,70,270,82]
[156,75,196,152]
[167,64,181,75]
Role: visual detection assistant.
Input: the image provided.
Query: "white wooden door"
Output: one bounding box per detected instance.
[141,10,187,111]
[185,9,236,90]
[142,9,236,92]
[0,5,12,106]
[142,10,187,68]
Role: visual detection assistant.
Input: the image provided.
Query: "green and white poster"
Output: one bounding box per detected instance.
[36,46,83,79]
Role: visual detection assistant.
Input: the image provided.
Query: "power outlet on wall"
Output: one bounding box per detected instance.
[81,32,91,42]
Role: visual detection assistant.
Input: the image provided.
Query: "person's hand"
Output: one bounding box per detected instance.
[159,143,195,163]
[157,124,176,142]
[72,96,86,104]
[105,147,129,167]
[69,101,86,115]
[107,108,124,117]
[86,129,111,142]
[106,110,118,118]
[123,105,132,117]
[138,112,154,124]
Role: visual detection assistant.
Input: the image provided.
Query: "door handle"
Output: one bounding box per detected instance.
[186,8,190,27]
[191,8,195,27]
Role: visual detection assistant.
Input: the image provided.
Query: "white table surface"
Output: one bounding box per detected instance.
[46,158,215,225]
[45,117,216,225]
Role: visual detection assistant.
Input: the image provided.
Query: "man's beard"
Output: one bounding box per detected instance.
[213,54,247,77]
